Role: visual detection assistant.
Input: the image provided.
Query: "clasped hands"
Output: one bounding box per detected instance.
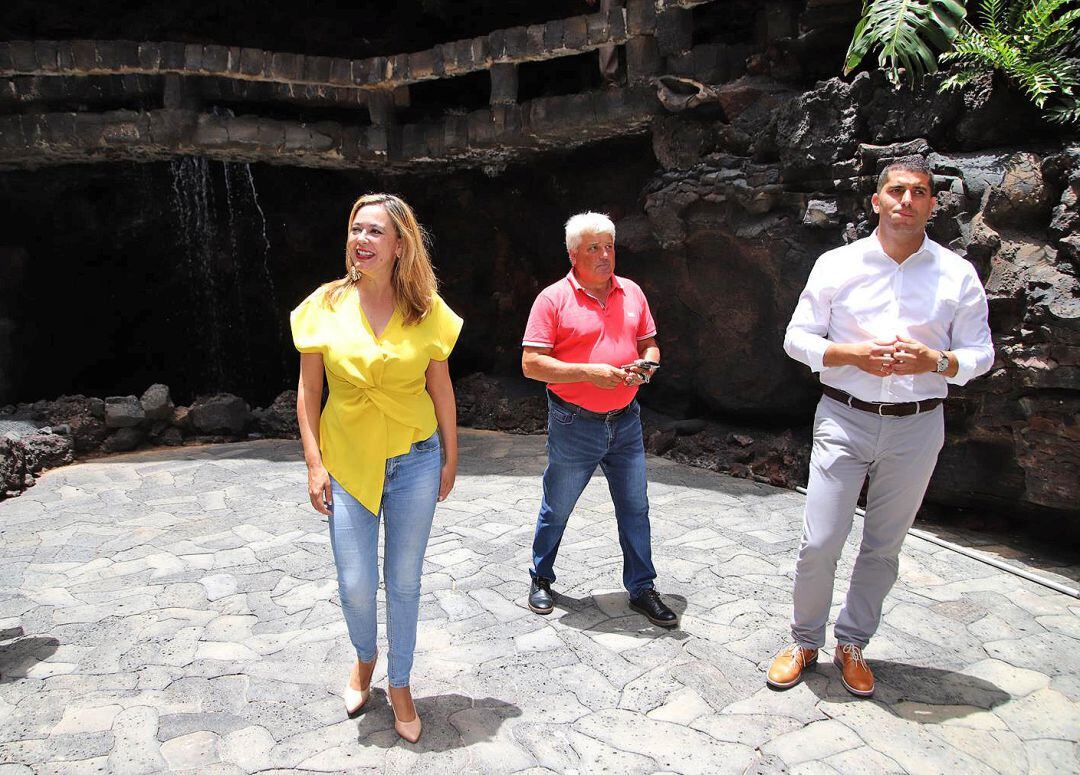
[850,335,938,377]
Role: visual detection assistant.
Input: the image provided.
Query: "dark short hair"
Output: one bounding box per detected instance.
[877,155,934,192]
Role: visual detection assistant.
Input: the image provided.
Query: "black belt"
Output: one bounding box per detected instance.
[822,385,943,417]
[547,390,634,421]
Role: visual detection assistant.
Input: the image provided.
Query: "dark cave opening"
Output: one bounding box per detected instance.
[0,134,667,410]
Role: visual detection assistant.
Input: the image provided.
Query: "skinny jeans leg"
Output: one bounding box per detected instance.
[381,434,441,688]
[328,479,380,664]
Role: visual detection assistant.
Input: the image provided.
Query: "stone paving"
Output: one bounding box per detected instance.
[0,429,1078,774]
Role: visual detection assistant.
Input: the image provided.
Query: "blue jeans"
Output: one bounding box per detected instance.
[328,432,440,688]
[531,395,657,598]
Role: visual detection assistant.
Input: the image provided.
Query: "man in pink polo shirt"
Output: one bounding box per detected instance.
[521,211,677,627]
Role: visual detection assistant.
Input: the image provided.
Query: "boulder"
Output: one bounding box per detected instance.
[36,395,107,452]
[455,373,547,434]
[161,427,184,446]
[0,436,26,495]
[140,383,175,422]
[19,433,74,473]
[104,395,145,429]
[252,390,299,438]
[190,393,251,435]
[171,405,192,430]
[103,426,144,453]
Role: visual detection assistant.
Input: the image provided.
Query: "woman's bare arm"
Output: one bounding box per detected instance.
[425,357,457,502]
[297,352,331,515]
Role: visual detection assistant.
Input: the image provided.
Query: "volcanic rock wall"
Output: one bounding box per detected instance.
[632,70,1078,519]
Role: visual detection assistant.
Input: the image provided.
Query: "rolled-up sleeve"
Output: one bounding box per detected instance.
[947,270,994,385]
[784,260,833,373]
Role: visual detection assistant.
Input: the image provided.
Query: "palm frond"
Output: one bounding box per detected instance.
[936,0,1080,124]
[844,0,968,85]
[1046,101,1080,123]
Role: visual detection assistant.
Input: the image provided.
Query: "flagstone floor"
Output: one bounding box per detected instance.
[1,430,1077,774]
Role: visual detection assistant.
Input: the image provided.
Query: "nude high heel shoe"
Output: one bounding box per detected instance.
[343,649,377,718]
[390,687,422,743]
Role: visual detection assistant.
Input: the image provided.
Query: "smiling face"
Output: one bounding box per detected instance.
[569,230,616,288]
[347,203,401,280]
[872,168,936,239]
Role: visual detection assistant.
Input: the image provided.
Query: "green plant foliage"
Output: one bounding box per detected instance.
[940,0,1080,124]
[845,0,969,85]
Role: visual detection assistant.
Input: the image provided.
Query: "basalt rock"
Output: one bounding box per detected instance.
[19,432,75,473]
[35,395,107,453]
[251,390,299,438]
[103,426,145,453]
[0,383,314,498]
[455,373,547,434]
[0,436,28,494]
[645,421,811,489]
[639,72,1079,524]
[984,153,1054,229]
[189,393,251,436]
[140,383,175,422]
[104,395,145,429]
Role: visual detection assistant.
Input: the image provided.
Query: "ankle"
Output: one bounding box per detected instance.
[389,686,416,720]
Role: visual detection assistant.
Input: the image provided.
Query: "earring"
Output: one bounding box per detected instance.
[348,265,359,282]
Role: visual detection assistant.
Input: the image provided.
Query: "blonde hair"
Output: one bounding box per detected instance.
[565,211,615,252]
[320,193,438,325]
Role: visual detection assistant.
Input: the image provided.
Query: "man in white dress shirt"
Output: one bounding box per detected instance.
[767,156,994,696]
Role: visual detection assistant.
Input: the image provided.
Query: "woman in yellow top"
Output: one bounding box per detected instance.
[291,193,462,743]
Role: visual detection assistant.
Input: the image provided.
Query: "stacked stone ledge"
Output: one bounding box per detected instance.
[0,1,650,91]
[0,81,661,171]
[0,384,301,499]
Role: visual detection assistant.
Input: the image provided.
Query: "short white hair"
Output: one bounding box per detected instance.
[565,212,615,252]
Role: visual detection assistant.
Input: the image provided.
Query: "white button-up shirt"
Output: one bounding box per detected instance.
[784,231,994,403]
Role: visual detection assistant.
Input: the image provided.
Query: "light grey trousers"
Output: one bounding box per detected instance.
[791,395,945,650]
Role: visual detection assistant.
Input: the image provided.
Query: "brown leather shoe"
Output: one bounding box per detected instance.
[766,644,819,689]
[833,643,875,697]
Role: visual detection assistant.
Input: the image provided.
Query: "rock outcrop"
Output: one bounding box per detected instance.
[0,386,298,498]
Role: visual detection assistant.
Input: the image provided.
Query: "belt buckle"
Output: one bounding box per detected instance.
[877,403,890,417]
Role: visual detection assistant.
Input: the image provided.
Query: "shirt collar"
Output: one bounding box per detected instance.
[867,229,934,265]
[566,269,623,294]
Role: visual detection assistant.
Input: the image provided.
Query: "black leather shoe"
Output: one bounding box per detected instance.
[528,577,554,614]
[629,588,679,627]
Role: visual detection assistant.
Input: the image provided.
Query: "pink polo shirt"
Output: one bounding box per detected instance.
[522,271,657,412]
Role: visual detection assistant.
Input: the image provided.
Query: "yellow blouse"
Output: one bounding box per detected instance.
[290,287,463,514]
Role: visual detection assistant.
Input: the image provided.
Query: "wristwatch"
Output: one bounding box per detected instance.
[935,351,949,373]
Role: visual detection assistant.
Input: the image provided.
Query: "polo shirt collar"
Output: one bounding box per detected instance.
[566,269,623,294]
